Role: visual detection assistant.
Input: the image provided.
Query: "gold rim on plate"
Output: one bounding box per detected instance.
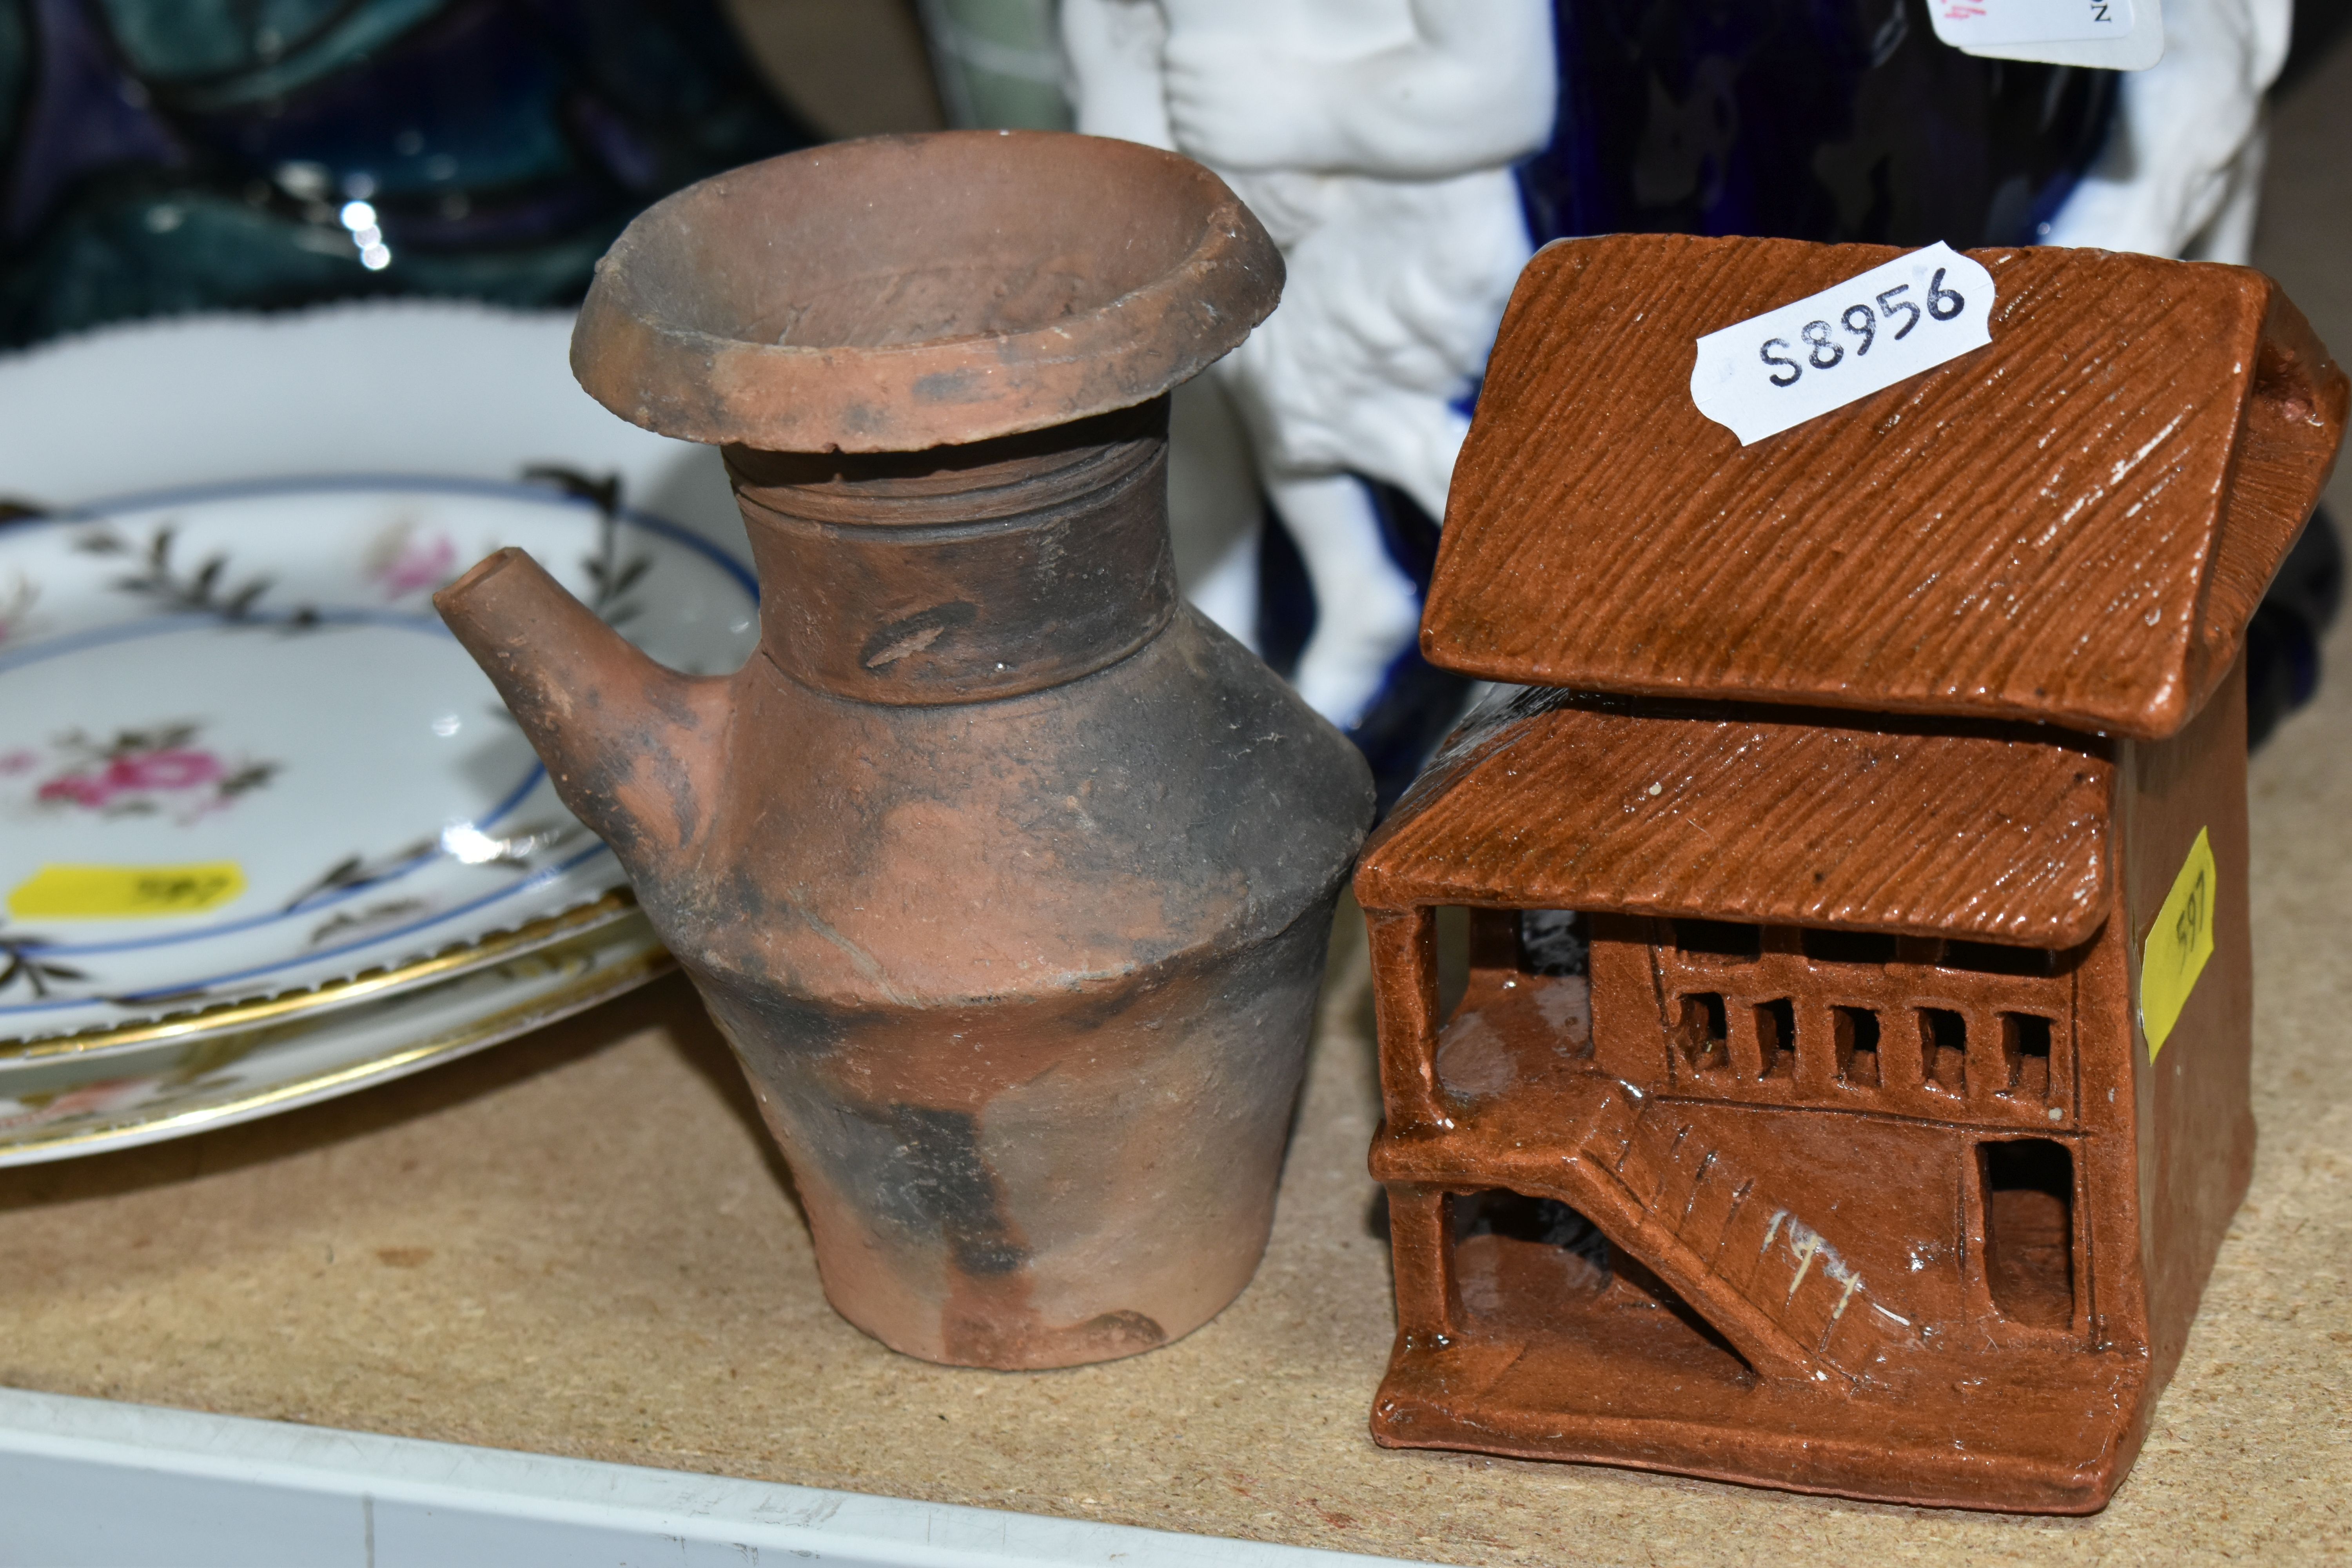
[0,889,642,1063]
[0,936,675,1165]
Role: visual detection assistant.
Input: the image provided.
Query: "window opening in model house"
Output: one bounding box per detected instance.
[1834,1005,1881,1087]
[1649,920,2073,1114]
[1980,1138,2076,1328]
[2002,1013,2055,1098]
[1434,905,1473,1017]
[1922,1008,1968,1094]
[1517,908,1589,975]
[1673,992,1730,1073]
[1432,909,1597,1102]
[1755,998,1795,1079]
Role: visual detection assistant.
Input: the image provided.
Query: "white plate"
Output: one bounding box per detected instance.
[0,909,671,1167]
[0,476,755,1044]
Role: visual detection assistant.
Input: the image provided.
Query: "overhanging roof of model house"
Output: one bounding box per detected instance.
[1419,236,2348,742]
[1357,692,2114,946]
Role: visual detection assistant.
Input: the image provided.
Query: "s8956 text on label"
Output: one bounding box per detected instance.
[1688,241,1995,446]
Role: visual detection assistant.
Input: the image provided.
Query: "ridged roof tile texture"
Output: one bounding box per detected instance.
[1424,236,2347,740]
[1358,690,2114,945]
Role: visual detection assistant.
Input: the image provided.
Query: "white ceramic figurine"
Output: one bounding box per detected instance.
[2043,0,2292,263]
[1065,0,1555,731]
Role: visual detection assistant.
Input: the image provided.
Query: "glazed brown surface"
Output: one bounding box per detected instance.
[2122,653,2261,1397]
[1359,691,2116,948]
[1359,238,2338,1512]
[1358,669,2247,1512]
[1425,237,2348,740]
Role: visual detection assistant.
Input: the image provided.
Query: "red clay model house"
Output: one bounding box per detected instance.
[1355,235,2346,1512]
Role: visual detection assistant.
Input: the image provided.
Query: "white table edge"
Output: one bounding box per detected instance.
[0,1387,1441,1567]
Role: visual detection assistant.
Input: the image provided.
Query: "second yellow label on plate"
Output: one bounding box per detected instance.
[8,862,247,920]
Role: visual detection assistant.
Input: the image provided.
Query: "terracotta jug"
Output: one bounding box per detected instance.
[434,132,1375,1368]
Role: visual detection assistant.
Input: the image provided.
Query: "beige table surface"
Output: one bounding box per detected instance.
[9,42,2352,1568]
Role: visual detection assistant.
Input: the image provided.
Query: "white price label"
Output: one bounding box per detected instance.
[1929,0,2132,46]
[1930,0,2164,69]
[1688,242,1995,447]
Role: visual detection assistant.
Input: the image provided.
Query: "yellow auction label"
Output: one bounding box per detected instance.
[7,862,247,920]
[2140,828,2216,1059]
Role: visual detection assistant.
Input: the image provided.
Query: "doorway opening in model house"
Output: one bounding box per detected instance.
[1980,1138,2078,1330]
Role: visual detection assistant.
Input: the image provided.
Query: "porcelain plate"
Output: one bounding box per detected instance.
[0,476,755,1043]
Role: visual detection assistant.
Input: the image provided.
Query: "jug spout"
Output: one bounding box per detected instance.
[435,547,728,868]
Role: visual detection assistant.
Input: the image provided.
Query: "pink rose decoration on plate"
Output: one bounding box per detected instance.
[366,523,459,600]
[27,726,276,822]
[107,748,223,791]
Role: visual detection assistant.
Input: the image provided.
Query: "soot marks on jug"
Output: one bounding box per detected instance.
[1043,967,1161,1035]
[715,861,770,933]
[693,967,849,1061]
[775,1085,1029,1288]
[642,727,702,849]
[649,864,780,986]
[533,686,647,862]
[881,1104,1029,1278]
[648,675,708,734]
